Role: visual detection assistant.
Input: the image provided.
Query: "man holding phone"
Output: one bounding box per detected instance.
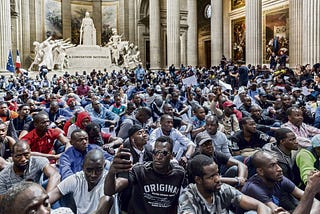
[104,136,185,213]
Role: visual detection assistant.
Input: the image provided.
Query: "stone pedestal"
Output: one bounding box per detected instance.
[66,46,112,70]
[245,0,262,65]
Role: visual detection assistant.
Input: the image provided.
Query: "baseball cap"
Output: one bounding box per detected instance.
[222,100,236,108]
[195,132,212,146]
[67,98,75,105]
[311,134,320,148]
[292,87,302,93]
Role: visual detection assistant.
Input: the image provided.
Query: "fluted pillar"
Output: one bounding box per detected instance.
[93,1,102,45]
[302,0,320,65]
[11,0,20,64]
[118,0,129,40]
[21,0,31,63]
[150,0,161,69]
[62,0,71,39]
[245,0,262,65]
[187,0,197,66]
[128,0,135,43]
[181,32,187,66]
[167,0,180,67]
[0,0,12,71]
[289,0,303,67]
[211,0,223,66]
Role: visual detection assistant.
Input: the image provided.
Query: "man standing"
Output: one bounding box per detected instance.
[179,154,271,213]
[49,149,113,214]
[0,141,60,195]
[105,136,185,213]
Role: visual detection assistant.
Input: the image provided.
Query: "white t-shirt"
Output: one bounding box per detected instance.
[58,170,107,214]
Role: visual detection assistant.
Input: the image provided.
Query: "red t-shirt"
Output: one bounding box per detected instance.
[21,128,62,154]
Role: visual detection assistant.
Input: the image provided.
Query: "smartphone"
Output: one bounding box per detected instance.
[120,148,131,161]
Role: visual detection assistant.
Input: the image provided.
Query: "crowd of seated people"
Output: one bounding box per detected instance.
[1,60,320,213]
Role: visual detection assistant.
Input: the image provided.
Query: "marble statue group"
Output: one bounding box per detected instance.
[28,37,74,71]
[29,12,141,71]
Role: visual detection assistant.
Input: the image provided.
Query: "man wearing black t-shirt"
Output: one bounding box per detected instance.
[105,136,185,214]
[242,151,307,213]
[192,132,248,188]
[230,117,276,157]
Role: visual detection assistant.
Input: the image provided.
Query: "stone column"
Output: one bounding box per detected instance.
[302,0,320,65]
[0,0,12,71]
[137,23,145,66]
[245,0,262,65]
[181,31,187,66]
[167,0,180,67]
[118,0,129,40]
[62,0,71,40]
[211,0,223,66]
[93,1,102,45]
[21,0,31,63]
[187,0,197,66]
[30,0,43,48]
[128,0,135,43]
[289,0,303,68]
[11,0,20,63]
[150,0,161,69]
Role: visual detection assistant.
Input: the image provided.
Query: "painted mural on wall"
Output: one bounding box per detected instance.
[231,0,245,10]
[102,2,118,46]
[265,8,289,63]
[71,4,92,45]
[45,0,62,39]
[232,18,246,62]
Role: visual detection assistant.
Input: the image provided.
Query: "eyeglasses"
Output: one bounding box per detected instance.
[152,150,171,157]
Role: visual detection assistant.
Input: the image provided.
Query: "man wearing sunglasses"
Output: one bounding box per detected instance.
[105,136,185,213]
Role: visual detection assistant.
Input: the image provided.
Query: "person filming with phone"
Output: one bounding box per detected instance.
[104,136,185,213]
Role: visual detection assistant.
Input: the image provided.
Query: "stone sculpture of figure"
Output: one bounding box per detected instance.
[28,37,52,71]
[80,12,96,45]
[39,40,57,70]
[108,29,122,46]
[132,46,141,63]
[111,44,120,65]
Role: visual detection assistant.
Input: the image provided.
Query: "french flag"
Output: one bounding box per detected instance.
[15,49,21,69]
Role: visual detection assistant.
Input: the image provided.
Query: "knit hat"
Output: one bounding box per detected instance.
[128,125,143,138]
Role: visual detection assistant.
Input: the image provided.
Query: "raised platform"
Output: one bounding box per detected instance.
[66,45,112,70]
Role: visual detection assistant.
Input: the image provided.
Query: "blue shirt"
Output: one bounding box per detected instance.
[59,144,113,180]
[85,104,119,128]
